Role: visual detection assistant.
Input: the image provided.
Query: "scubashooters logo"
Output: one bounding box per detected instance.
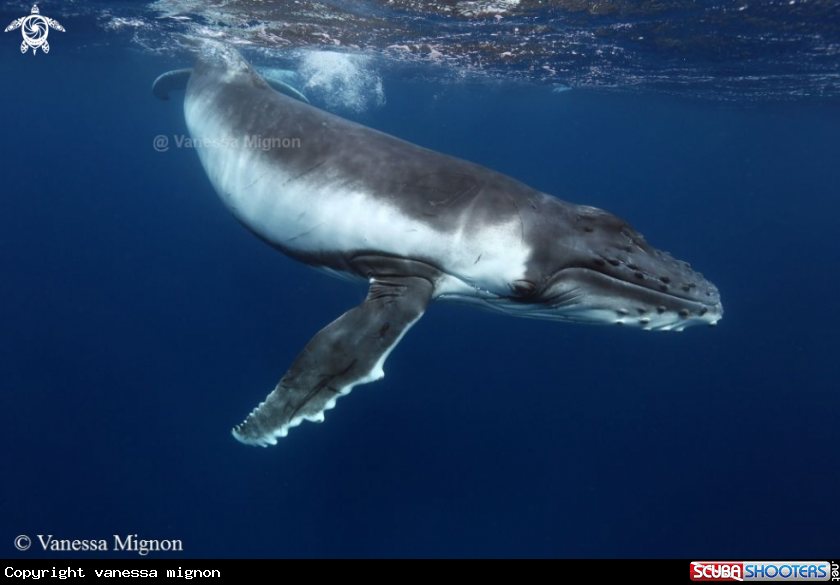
[691,561,835,581]
[4,5,65,55]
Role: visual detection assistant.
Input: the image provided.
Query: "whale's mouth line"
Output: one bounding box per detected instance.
[548,267,722,314]
[439,267,721,326]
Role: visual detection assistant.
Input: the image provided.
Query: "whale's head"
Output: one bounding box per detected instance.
[507,203,723,332]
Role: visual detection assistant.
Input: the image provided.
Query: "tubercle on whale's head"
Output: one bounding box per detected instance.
[524,204,723,332]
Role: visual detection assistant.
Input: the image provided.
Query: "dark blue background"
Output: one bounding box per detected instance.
[1,36,839,559]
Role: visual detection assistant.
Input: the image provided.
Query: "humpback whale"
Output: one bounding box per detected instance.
[154,45,723,447]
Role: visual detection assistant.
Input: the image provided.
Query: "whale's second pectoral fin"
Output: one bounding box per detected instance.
[232,273,434,447]
[153,68,309,103]
[264,77,311,104]
[152,69,193,101]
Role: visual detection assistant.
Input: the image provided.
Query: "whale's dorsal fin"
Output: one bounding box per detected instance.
[152,68,310,104]
[232,268,435,446]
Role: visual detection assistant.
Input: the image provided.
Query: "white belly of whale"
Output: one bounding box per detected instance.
[186,102,531,295]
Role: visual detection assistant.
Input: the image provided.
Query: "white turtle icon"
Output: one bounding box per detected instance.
[5,5,65,55]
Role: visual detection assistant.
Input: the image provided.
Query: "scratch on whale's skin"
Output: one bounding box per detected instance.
[153,43,723,448]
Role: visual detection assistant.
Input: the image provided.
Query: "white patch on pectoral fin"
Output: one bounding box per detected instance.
[232,274,433,447]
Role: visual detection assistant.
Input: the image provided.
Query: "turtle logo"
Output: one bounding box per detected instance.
[5,5,65,55]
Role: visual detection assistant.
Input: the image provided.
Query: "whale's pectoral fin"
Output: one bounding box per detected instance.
[152,69,193,101]
[232,274,434,447]
[153,68,309,104]
[264,77,311,105]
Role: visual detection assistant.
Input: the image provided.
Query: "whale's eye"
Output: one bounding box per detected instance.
[512,280,537,296]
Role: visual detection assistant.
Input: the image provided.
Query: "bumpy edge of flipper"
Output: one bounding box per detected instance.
[232,273,435,447]
[152,68,309,104]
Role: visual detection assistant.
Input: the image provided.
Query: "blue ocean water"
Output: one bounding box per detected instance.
[1,0,839,559]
